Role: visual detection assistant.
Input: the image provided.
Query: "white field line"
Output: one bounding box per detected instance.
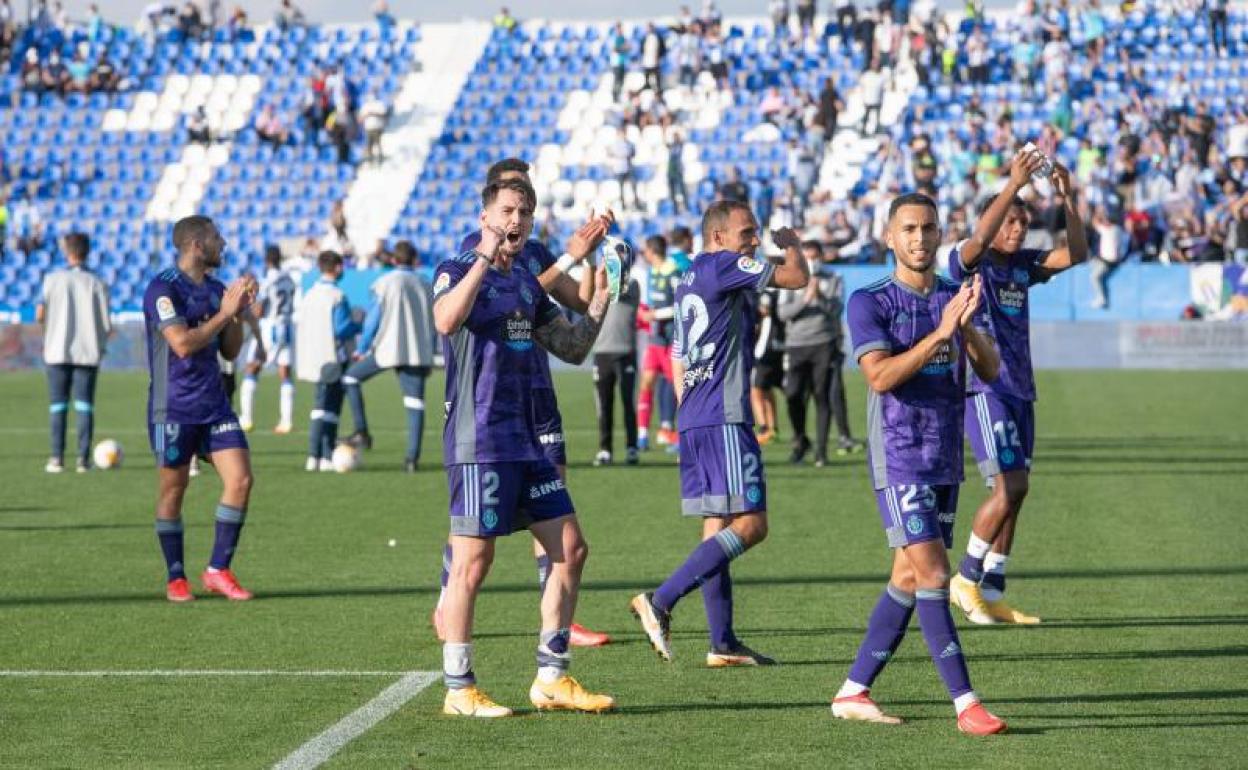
[0,669,415,677]
[272,671,439,770]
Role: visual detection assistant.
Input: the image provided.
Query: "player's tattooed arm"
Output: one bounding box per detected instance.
[533,265,611,364]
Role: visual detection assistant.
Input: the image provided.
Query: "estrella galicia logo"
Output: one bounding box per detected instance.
[746,485,761,504]
[503,310,534,351]
[905,514,925,536]
[482,509,498,529]
[1000,448,1015,465]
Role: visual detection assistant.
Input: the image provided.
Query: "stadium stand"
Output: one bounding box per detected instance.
[2,4,1247,320]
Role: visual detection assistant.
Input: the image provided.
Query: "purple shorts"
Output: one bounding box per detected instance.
[875,484,959,548]
[532,388,567,467]
[149,416,249,468]
[447,460,574,537]
[965,392,1034,480]
[679,424,767,517]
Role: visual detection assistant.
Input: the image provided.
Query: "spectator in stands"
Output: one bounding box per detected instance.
[700,0,722,28]
[328,108,352,164]
[815,78,842,143]
[966,25,989,84]
[178,2,205,40]
[493,6,517,34]
[140,1,175,41]
[675,21,700,88]
[1207,0,1229,56]
[769,0,789,37]
[360,94,388,166]
[786,138,817,211]
[274,0,306,32]
[858,59,885,135]
[359,238,389,269]
[0,193,8,259]
[11,195,45,257]
[855,8,877,68]
[834,0,857,49]
[88,54,121,93]
[1090,205,1127,307]
[704,26,729,91]
[66,48,91,94]
[717,166,750,204]
[373,0,395,30]
[641,23,666,95]
[795,0,815,38]
[1184,102,1216,169]
[667,131,690,214]
[187,106,211,144]
[759,86,787,124]
[874,10,899,69]
[85,3,106,41]
[608,127,641,210]
[322,200,355,260]
[227,5,248,39]
[40,51,69,96]
[255,104,290,149]
[20,49,42,94]
[610,23,629,101]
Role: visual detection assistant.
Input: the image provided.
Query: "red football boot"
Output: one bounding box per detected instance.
[200,568,253,601]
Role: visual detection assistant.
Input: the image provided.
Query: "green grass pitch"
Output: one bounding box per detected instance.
[0,369,1245,768]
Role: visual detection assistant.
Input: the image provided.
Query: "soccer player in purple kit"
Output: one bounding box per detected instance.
[629,201,810,667]
[948,150,1088,625]
[431,158,614,649]
[433,177,615,717]
[143,215,257,603]
[830,193,1006,735]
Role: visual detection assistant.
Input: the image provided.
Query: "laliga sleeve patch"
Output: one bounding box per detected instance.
[156,296,177,321]
[434,272,452,296]
[737,256,765,275]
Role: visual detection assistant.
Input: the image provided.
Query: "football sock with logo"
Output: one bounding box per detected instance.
[239,375,257,424]
[701,564,739,650]
[653,529,747,613]
[536,554,552,595]
[958,533,991,582]
[156,517,185,581]
[208,504,245,570]
[845,583,915,690]
[980,552,1008,600]
[916,589,973,702]
[536,628,571,683]
[279,381,295,426]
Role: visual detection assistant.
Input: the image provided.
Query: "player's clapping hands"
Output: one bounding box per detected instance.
[958,274,983,329]
[568,209,615,262]
[937,280,975,339]
[221,277,255,318]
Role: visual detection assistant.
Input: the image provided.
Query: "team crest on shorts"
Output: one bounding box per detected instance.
[905,514,925,535]
[482,508,498,529]
[1001,448,1015,464]
[166,446,180,462]
[746,485,761,504]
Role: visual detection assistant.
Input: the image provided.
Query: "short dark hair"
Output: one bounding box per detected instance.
[482,178,536,212]
[645,234,667,255]
[318,250,344,273]
[669,225,692,248]
[62,232,90,260]
[701,200,753,245]
[171,215,215,253]
[976,193,1027,217]
[392,240,418,266]
[264,244,283,268]
[486,157,530,184]
[800,240,823,255]
[887,192,939,222]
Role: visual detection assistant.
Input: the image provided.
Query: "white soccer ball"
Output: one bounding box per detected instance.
[93,439,124,470]
[331,443,360,473]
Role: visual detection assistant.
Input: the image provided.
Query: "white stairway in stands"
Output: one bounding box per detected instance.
[342,22,493,252]
[815,67,916,200]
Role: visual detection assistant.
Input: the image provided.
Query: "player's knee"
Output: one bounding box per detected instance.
[453,554,491,589]
[226,470,254,500]
[735,515,768,547]
[1006,476,1030,507]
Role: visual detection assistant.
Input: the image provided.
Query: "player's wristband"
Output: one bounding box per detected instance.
[556,253,576,273]
[473,250,493,267]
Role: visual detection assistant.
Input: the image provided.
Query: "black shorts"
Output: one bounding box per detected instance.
[752,353,784,389]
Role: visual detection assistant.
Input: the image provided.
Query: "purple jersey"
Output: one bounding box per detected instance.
[435,252,562,465]
[948,245,1049,401]
[671,250,775,430]
[847,275,968,489]
[460,233,556,392]
[142,268,233,424]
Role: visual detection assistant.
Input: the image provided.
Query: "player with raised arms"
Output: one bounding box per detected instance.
[432,158,614,648]
[142,215,257,603]
[433,177,615,717]
[629,201,809,667]
[831,193,1005,734]
[947,150,1088,625]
